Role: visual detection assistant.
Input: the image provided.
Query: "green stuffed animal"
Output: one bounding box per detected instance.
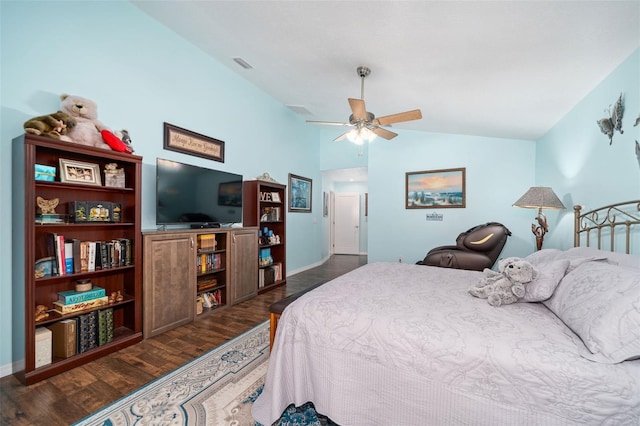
[23,111,76,141]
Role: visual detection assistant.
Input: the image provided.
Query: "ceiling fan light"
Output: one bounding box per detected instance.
[346,127,376,145]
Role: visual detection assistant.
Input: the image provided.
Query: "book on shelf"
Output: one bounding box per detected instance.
[58,286,106,304]
[272,262,283,281]
[57,234,66,276]
[48,319,76,359]
[46,233,59,276]
[70,238,81,274]
[80,241,89,272]
[123,238,133,266]
[35,214,67,224]
[97,308,114,346]
[201,290,222,308]
[197,278,218,292]
[93,241,102,270]
[64,241,73,274]
[77,311,98,354]
[198,252,222,273]
[87,241,96,272]
[259,266,276,288]
[48,233,66,276]
[197,234,217,251]
[52,296,109,314]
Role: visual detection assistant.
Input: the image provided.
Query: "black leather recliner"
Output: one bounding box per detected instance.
[416,222,511,271]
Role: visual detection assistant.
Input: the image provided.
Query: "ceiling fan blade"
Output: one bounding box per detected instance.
[333,131,351,142]
[371,126,398,140]
[374,109,422,126]
[348,98,367,121]
[306,120,352,127]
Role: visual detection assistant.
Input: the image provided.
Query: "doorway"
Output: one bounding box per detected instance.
[332,192,361,254]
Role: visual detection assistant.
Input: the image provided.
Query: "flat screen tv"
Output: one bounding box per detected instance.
[156,158,243,226]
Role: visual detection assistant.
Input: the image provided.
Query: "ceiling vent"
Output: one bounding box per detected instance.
[286,105,312,115]
[232,57,253,69]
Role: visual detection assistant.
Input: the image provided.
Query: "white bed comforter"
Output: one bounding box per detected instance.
[252,262,640,426]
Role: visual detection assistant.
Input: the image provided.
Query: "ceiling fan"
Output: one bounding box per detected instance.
[307,66,422,144]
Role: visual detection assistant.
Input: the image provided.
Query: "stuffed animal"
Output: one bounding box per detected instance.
[108,129,134,153]
[468,257,537,307]
[59,93,113,150]
[24,111,76,141]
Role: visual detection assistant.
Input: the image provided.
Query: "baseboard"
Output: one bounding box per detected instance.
[0,359,22,379]
[286,256,329,277]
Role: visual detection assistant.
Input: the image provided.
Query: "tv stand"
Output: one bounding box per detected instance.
[191,223,220,229]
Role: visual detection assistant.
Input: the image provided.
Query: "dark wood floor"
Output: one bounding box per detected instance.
[0,254,367,426]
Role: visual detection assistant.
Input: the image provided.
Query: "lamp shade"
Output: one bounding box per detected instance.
[513,187,565,210]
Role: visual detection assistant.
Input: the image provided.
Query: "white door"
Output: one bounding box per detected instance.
[333,192,360,254]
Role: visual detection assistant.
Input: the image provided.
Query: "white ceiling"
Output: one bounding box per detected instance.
[132,1,640,141]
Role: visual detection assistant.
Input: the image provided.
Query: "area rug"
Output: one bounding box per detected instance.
[74,321,333,426]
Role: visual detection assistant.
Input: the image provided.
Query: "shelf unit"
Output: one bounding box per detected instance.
[195,232,227,316]
[142,227,257,338]
[243,180,286,292]
[12,133,143,385]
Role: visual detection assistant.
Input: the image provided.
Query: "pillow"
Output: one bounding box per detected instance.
[543,261,640,363]
[564,246,640,270]
[524,249,563,266]
[521,259,569,302]
[525,248,607,273]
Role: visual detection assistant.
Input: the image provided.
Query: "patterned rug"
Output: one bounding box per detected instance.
[74,321,333,426]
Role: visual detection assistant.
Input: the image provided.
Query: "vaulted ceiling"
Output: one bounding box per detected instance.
[133,1,640,141]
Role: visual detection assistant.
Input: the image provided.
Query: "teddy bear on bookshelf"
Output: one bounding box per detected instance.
[58,93,133,153]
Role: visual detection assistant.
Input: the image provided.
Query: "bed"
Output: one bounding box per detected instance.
[252,201,640,425]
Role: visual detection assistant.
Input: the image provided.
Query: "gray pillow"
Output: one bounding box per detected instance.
[522,259,569,302]
[564,246,639,270]
[543,261,640,363]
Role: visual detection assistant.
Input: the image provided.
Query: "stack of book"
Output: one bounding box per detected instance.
[45,234,133,276]
[46,307,114,358]
[197,234,217,251]
[53,286,108,315]
[201,289,222,309]
[259,262,281,288]
[197,252,222,273]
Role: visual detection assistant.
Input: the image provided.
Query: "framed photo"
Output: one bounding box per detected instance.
[405,167,466,209]
[163,122,225,163]
[288,173,312,212]
[59,159,102,186]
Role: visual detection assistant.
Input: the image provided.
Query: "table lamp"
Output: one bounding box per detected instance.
[513,187,565,250]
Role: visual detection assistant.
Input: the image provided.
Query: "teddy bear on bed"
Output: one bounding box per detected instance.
[468,257,537,307]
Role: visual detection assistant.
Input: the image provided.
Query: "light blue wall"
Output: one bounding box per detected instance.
[536,49,640,250]
[0,1,323,375]
[367,131,537,263]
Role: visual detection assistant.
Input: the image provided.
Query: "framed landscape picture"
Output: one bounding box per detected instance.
[405,167,466,209]
[288,173,312,212]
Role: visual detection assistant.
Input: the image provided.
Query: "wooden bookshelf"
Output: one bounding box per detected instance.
[12,134,143,385]
[243,180,287,293]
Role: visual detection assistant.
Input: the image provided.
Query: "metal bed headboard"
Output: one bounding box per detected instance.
[574,200,640,254]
